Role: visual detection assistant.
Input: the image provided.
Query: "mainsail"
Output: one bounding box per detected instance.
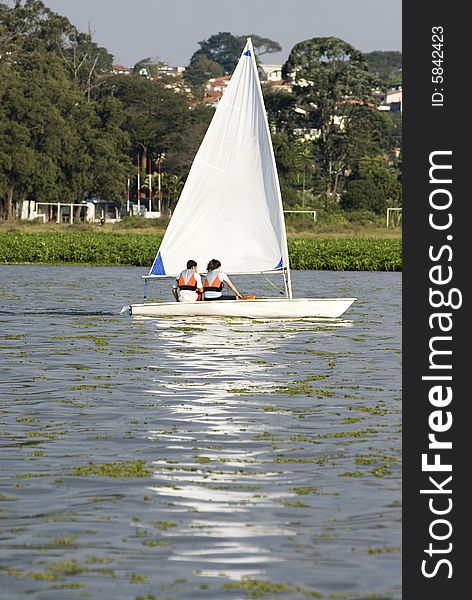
[148,38,290,280]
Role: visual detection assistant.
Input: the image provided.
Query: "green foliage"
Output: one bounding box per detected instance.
[160,104,214,185]
[342,180,384,213]
[102,76,188,156]
[0,1,131,217]
[262,85,297,133]
[344,106,394,165]
[341,156,402,214]
[0,232,160,266]
[248,35,282,57]
[0,2,401,224]
[364,51,402,87]
[387,111,402,149]
[185,54,224,87]
[272,134,321,208]
[132,57,171,79]
[190,32,245,73]
[344,209,385,226]
[189,31,281,74]
[99,75,210,199]
[283,37,380,200]
[0,231,402,271]
[288,238,401,271]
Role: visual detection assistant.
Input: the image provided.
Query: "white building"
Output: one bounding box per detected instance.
[258,63,283,82]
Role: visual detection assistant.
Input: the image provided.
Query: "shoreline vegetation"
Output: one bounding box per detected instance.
[0,222,401,271]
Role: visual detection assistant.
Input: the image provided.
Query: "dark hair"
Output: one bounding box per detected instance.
[187,259,197,269]
[206,259,221,271]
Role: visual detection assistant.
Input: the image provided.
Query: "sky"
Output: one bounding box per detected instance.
[41,0,401,68]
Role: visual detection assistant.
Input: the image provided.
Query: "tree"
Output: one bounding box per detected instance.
[98,75,214,203]
[343,105,394,166]
[341,155,401,214]
[189,32,244,74]
[184,54,224,88]
[0,1,131,217]
[75,96,132,202]
[364,51,402,87]
[283,37,379,203]
[161,173,184,214]
[247,35,282,58]
[57,34,114,101]
[271,134,319,208]
[189,31,281,74]
[161,104,214,179]
[0,1,112,101]
[0,47,82,214]
[132,57,171,79]
[0,63,38,219]
[262,83,297,134]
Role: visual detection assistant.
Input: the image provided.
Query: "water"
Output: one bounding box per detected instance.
[0,265,401,599]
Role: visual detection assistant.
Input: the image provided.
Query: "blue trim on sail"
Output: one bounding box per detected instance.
[150,251,166,275]
[244,50,251,56]
[275,257,283,269]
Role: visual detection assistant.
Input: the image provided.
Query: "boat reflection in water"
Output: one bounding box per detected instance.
[143,316,353,580]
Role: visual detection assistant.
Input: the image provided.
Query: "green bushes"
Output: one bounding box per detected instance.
[0,232,160,267]
[288,238,401,271]
[0,232,402,271]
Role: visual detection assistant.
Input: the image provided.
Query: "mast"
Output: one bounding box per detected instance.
[246,38,293,299]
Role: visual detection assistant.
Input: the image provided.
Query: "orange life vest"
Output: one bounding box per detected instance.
[177,270,198,291]
[203,271,224,292]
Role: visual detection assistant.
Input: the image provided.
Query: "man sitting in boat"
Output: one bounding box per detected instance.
[203,259,243,301]
[172,260,204,303]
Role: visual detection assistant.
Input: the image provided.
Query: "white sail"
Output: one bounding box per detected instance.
[148,38,290,279]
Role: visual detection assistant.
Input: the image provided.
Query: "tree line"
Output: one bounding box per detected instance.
[0,0,402,221]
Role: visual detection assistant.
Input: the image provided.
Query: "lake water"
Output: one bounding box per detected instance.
[0,265,401,599]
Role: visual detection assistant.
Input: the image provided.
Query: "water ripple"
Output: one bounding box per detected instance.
[0,266,401,599]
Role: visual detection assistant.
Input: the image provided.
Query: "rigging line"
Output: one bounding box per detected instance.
[263,273,285,295]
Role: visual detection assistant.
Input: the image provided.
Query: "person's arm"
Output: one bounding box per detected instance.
[195,273,204,293]
[172,281,179,301]
[225,276,242,298]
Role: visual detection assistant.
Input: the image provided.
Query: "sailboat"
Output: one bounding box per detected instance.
[126,39,356,319]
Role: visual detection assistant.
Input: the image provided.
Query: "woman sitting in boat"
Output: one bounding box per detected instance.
[203,259,243,301]
[172,260,204,303]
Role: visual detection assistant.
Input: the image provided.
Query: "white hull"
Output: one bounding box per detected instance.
[126,297,356,319]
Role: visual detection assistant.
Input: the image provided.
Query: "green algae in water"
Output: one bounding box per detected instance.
[130,573,148,583]
[281,500,309,508]
[367,546,401,554]
[151,520,178,530]
[72,460,151,478]
[340,417,363,425]
[339,471,363,477]
[142,539,171,547]
[371,465,393,477]
[292,486,320,495]
[223,577,324,598]
[0,492,19,501]
[6,560,87,581]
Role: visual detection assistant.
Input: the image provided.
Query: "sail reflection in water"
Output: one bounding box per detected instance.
[145,319,292,579]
